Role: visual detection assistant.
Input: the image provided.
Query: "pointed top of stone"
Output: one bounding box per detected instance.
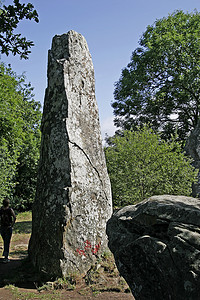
[50,30,90,61]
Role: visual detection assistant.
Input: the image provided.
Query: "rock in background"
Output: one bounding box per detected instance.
[185,120,200,197]
[29,30,112,277]
[106,195,200,300]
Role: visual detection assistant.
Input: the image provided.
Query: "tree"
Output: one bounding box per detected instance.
[0,0,39,59]
[0,140,18,201]
[104,127,197,207]
[0,63,41,209]
[112,10,200,142]
[0,63,24,201]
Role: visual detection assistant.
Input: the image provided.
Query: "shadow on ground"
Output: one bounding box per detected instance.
[0,257,39,289]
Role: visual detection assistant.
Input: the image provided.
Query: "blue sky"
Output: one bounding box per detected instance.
[2,0,200,139]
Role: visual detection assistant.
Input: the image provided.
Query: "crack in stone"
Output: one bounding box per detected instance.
[68,139,109,202]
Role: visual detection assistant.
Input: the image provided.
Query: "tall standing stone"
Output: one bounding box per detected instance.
[28,30,112,277]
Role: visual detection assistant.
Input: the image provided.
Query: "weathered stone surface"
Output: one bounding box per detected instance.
[106,195,200,300]
[185,120,200,197]
[28,30,112,277]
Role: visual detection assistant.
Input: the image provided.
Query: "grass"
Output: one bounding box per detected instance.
[15,211,32,222]
[13,211,32,235]
[5,285,61,300]
[13,221,32,234]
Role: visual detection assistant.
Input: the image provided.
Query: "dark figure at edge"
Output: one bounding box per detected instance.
[0,198,16,263]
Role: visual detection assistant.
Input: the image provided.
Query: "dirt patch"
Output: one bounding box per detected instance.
[0,288,134,299]
[0,288,13,300]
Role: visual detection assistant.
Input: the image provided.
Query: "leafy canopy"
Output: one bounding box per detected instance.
[113,10,200,142]
[0,0,39,59]
[105,127,197,207]
[0,63,42,209]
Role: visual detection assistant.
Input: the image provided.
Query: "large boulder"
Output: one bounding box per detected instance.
[106,195,200,300]
[185,120,200,197]
[28,30,112,277]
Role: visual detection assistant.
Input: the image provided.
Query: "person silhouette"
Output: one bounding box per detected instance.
[0,198,16,263]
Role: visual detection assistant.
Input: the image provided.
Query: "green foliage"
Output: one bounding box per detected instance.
[0,63,42,209]
[0,139,18,200]
[105,127,198,207]
[0,63,23,201]
[113,10,200,142]
[0,0,39,59]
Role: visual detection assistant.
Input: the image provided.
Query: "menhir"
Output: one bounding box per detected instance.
[28,30,112,277]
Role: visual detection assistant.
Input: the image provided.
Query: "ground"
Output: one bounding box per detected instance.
[0,212,134,299]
